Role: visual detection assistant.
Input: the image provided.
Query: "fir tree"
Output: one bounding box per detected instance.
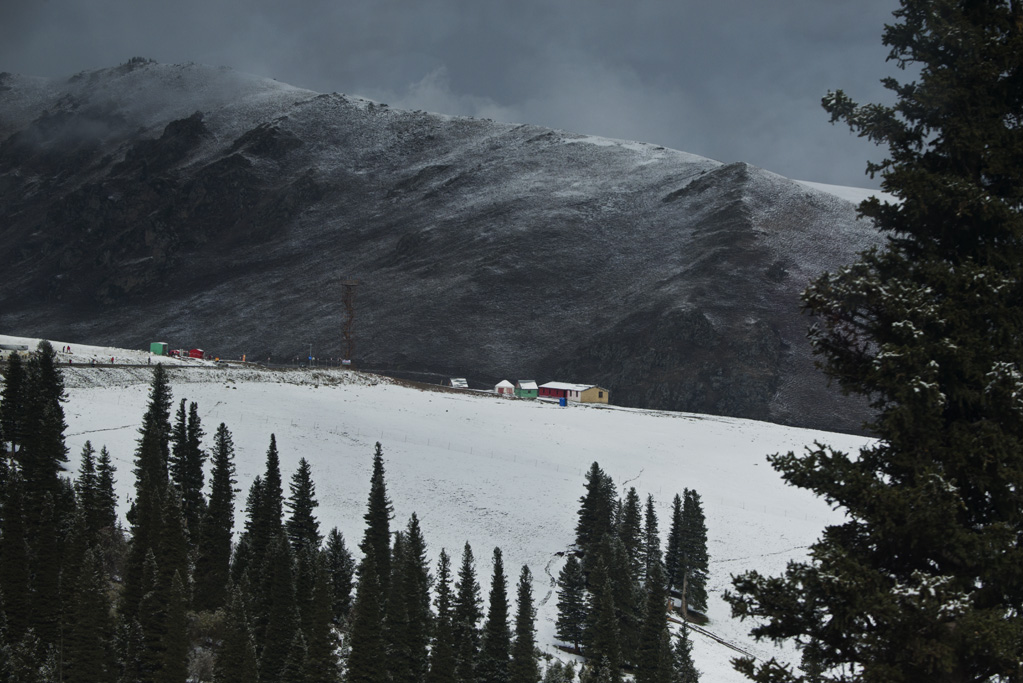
[478,547,511,683]
[216,586,260,683]
[74,441,100,538]
[635,561,671,683]
[285,457,322,552]
[642,494,662,583]
[679,489,708,615]
[170,399,207,540]
[324,527,355,625]
[427,548,457,683]
[555,553,586,653]
[617,487,643,580]
[19,341,69,508]
[194,422,237,612]
[95,446,117,530]
[0,468,30,643]
[670,626,699,683]
[399,513,433,683]
[575,463,615,559]
[262,434,285,540]
[509,565,540,683]
[305,552,341,683]
[453,541,484,683]
[360,442,393,596]
[347,546,388,683]
[727,1,1023,679]
[257,535,300,683]
[156,571,189,683]
[0,350,28,454]
[64,548,116,683]
[586,576,623,683]
[664,494,684,596]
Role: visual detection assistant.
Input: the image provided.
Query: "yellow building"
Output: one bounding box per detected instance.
[580,386,610,404]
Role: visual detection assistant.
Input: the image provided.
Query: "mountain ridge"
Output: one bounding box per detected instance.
[0,60,879,432]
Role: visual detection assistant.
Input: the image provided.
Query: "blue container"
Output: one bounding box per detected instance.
[559,397,567,407]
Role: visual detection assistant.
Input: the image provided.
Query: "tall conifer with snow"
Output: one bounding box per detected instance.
[727,0,1023,679]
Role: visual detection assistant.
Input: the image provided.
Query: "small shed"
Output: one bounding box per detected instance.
[495,380,515,396]
[449,378,469,389]
[515,380,538,398]
[150,342,169,356]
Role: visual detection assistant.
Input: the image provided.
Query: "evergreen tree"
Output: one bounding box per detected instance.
[575,463,615,559]
[0,351,28,454]
[0,468,30,643]
[262,434,285,540]
[386,531,413,683]
[635,561,671,683]
[216,587,260,683]
[257,535,300,683]
[95,446,117,530]
[30,494,62,650]
[554,554,586,653]
[670,626,699,683]
[194,422,237,612]
[679,490,708,615]
[664,494,684,596]
[586,577,623,683]
[427,548,457,683]
[280,630,308,683]
[324,527,355,625]
[305,552,341,683]
[479,547,511,683]
[453,541,484,683]
[399,513,433,683]
[617,487,643,580]
[156,571,189,683]
[509,565,540,683]
[170,399,207,540]
[64,548,116,683]
[360,442,393,596]
[19,341,69,508]
[642,494,662,583]
[727,1,1023,680]
[74,441,100,538]
[285,457,322,552]
[124,365,173,616]
[347,546,388,683]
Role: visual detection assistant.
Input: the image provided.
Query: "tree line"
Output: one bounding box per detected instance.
[0,344,703,682]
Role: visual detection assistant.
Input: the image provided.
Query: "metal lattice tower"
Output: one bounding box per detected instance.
[341,280,359,362]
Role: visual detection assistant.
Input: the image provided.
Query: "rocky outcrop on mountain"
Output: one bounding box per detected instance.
[0,61,880,432]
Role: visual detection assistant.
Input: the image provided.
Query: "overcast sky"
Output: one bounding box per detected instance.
[1,0,902,188]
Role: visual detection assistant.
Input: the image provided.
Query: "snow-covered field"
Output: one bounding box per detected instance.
[2,334,871,681]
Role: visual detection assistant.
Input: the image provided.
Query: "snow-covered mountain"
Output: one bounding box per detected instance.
[13,333,871,682]
[0,60,882,432]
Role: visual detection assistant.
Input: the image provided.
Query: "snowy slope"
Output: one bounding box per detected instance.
[2,335,871,682]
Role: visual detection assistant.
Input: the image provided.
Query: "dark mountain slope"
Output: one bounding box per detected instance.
[0,60,878,431]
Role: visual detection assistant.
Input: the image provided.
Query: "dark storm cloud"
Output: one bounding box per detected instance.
[0,0,900,187]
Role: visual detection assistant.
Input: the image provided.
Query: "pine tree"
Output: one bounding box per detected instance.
[400,513,433,683]
[347,545,388,683]
[727,1,1023,680]
[586,576,623,683]
[509,565,540,683]
[170,399,207,540]
[575,463,615,559]
[74,441,101,538]
[216,586,260,683]
[194,422,237,612]
[453,541,484,683]
[0,467,31,643]
[642,494,662,583]
[664,494,684,596]
[95,446,117,530]
[324,527,355,626]
[156,570,189,683]
[670,626,699,683]
[555,554,586,653]
[19,341,69,509]
[635,560,671,683]
[679,490,708,615]
[124,365,173,616]
[478,547,511,683]
[64,548,116,683]
[257,535,300,683]
[262,434,285,540]
[285,457,322,552]
[617,487,643,580]
[305,552,341,683]
[360,442,393,596]
[0,350,28,454]
[427,548,457,683]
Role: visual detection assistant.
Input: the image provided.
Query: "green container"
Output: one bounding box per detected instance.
[150,342,169,356]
